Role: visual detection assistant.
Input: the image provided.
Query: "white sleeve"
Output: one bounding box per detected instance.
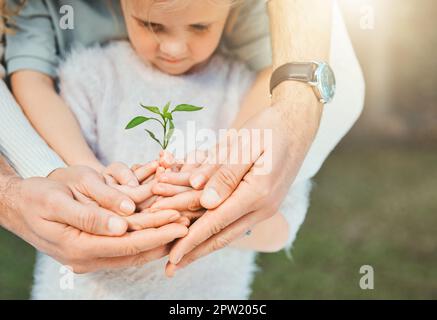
[0,80,66,178]
[279,180,313,251]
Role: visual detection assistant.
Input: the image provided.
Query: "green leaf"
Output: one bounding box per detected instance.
[145,129,163,148]
[164,120,175,150]
[164,111,173,120]
[125,116,151,129]
[163,101,171,114]
[171,104,203,113]
[140,104,162,116]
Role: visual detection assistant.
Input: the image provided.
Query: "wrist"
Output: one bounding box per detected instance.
[271,81,323,142]
[0,174,23,232]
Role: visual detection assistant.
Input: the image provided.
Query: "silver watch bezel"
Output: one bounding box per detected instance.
[308,61,336,104]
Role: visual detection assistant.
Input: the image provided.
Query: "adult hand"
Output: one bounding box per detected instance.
[165,102,320,275]
[0,167,188,273]
[48,165,137,218]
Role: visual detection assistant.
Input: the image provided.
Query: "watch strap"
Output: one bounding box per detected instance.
[269,62,317,94]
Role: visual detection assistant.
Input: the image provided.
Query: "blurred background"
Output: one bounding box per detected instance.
[1,0,436,299]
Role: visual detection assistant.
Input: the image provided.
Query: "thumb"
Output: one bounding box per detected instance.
[200,163,251,209]
[83,177,136,216]
[55,194,128,236]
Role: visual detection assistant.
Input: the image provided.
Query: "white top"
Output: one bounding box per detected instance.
[31,41,313,299]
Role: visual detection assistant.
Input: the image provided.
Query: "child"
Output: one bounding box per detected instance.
[29,0,312,299]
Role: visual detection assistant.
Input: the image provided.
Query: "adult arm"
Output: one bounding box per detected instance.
[166,0,333,270]
[0,156,188,273]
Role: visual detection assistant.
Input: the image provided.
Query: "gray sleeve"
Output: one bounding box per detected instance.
[5,0,58,78]
[223,0,272,71]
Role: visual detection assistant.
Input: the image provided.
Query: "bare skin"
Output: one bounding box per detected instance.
[164,0,333,276]
[0,156,188,274]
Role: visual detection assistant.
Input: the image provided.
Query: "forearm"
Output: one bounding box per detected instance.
[268,0,333,139]
[232,67,272,129]
[230,212,289,252]
[11,71,103,171]
[0,155,21,232]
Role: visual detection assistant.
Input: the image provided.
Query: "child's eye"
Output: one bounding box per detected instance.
[144,21,165,33]
[190,24,210,32]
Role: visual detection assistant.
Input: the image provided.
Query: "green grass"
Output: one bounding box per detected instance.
[1,144,436,299]
[0,229,35,299]
[251,144,437,299]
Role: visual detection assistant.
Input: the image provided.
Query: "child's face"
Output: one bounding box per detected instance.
[121,0,231,75]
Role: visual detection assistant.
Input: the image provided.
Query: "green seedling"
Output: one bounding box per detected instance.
[125,102,203,149]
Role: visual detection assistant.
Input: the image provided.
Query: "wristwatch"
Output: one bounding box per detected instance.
[269,61,336,104]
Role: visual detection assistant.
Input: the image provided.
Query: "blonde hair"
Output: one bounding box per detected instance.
[143,0,242,35]
[0,0,7,35]
[0,0,26,34]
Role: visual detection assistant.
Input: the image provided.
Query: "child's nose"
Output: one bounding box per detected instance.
[160,40,188,58]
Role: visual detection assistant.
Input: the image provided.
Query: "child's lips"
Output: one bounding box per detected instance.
[160,57,186,64]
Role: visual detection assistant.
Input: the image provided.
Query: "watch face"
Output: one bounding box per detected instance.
[316,63,336,103]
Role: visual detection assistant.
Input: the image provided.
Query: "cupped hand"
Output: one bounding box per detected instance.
[164,105,319,276]
[2,172,188,274]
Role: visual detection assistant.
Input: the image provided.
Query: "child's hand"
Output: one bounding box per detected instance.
[130,151,207,224]
[103,160,192,228]
[103,161,159,205]
[102,162,140,187]
[150,150,208,212]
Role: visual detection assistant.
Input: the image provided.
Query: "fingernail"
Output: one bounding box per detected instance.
[160,175,169,183]
[120,200,135,214]
[191,174,205,189]
[202,188,221,207]
[173,255,182,265]
[108,217,127,234]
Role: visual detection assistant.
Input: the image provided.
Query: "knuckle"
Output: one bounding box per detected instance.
[131,252,157,267]
[212,236,230,251]
[123,244,141,256]
[210,219,227,236]
[215,167,239,193]
[78,206,99,233]
[188,194,201,211]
